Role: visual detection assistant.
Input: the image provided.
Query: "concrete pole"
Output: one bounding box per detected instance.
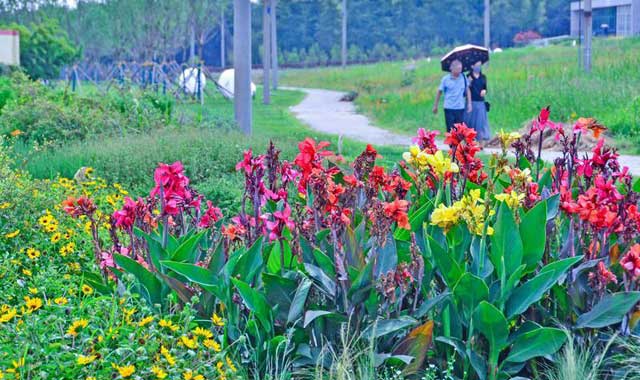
[583,0,592,73]
[234,0,252,135]
[341,0,347,68]
[262,0,271,104]
[271,0,278,90]
[220,8,226,68]
[484,0,490,49]
[189,23,196,64]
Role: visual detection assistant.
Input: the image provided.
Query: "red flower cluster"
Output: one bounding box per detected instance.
[113,197,146,231]
[62,196,96,218]
[383,199,410,230]
[562,175,623,232]
[198,200,223,229]
[264,203,295,241]
[151,162,199,215]
[412,128,439,153]
[445,123,487,184]
[589,261,617,291]
[621,244,640,280]
[294,138,334,191]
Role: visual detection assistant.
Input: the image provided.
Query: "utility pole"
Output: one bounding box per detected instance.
[220,8,226,68]
[234,0,252,135]
[262,0,271,104]
[484,0,490,49]
[341,0,347,68]
[583,0,592,73]
[271,0,278,90]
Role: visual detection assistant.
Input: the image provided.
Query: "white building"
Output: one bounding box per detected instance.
[570,0,640,37]
[0,30,19,66]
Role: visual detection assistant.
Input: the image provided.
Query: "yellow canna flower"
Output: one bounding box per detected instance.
[495,190,525,210]
[497,129,521,150]
[430,203,462,232]
[425,150,459,176]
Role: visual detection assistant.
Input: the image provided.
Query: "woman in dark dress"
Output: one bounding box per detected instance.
[465,61,491,142]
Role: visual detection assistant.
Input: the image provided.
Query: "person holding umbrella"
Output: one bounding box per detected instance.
[465,61,491,143]
[432,59,472,132]
[434,44,490,133]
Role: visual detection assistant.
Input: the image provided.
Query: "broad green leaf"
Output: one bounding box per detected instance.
[113,254,162,305]
[545,194,560,221]
[520,201,546,272]
[453,273,489,321]
[134,227,167,272]
[416,292,450,319]
[170,231,205,262]
[577,292,640,328]
[505,327,566,363]
[233,237,264,283]
[312,248,335,278]
[363,316,417,339]
[161,260,217,286]
[429,236,462,288]
[349,259,374,305]
[375,233,397,279]
[473,301,509,355]
[287,278,312,325]
[506,256,582,319]
[263,273,297,323]
[303,310,334,328]
[490,205,523,279]
[304,263,336,297]
[231,278,272,333]
[393,320,434,375]
[267,240,294,274]
[160,260,219,297]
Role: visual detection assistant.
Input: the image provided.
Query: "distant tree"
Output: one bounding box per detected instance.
[3,19,80,79]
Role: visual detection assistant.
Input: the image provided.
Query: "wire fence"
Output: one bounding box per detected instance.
[61,60,233,102]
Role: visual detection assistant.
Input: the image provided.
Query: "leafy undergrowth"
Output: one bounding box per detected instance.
[281,37,640,152]
[0,142,241,379]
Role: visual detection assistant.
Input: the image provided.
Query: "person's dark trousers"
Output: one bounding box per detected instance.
[444,108,465,132]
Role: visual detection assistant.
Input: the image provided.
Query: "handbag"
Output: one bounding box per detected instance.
[485,101,491,112]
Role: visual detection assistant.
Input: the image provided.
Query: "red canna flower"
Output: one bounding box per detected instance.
[383,199,411,230]
[62,196,96,218]
[294,138,333,191]
[589,261,617,290]
[621,244,640,280]
[198,201,223,229]
[412,128,440,153]
[113,197,142,231]
[444,123,476,147]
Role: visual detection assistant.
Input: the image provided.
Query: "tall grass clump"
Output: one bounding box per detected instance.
[543,329,616,380]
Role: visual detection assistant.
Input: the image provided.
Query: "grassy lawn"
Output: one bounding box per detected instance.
[281,37,640,152]
[19,87,405,211]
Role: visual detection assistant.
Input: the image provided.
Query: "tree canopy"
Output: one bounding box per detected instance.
[0,0,571,67]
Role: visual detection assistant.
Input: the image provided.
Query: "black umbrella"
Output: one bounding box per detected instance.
[440,44,490,72]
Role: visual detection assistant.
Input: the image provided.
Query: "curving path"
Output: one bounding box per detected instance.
[285,87,640,176]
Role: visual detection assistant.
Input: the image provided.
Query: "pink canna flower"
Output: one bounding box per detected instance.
[113,197,141,231]
[621,244,640,280]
